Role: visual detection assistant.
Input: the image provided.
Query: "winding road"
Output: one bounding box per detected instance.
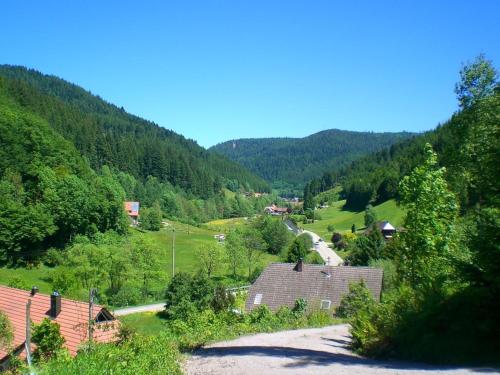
[303,230,344,266]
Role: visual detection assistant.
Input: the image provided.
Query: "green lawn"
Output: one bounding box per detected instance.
[119,312,166,336]
[303,199,405,240]
[201,217,248,233]
[0,264,53,293]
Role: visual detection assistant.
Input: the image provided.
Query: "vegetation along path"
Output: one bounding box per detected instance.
[185,324,499,375]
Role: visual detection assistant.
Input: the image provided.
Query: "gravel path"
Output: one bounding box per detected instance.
[112,302,165,316]
[185,324,499,375]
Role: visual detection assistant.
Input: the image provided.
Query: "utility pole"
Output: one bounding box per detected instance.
[172,226,176,277]
[88,288,96,343]
[25,300,32,367]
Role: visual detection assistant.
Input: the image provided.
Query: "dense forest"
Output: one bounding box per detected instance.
[0,68,276,265]
[210,129,414,195]
[0,65,270,197]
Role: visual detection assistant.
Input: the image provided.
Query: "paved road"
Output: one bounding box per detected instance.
[303,230,344,266]
[113,302,165,316]
[185,324,499,375]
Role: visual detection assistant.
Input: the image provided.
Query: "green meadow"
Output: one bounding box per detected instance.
[302,199,405,240]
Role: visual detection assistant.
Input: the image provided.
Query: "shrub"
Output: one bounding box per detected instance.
[7,276,30,290]
[37,333,182,374]
[211,285,235,312]
[292,298,308,316]
[305,251,324,264]
[32,318,66,361]
[336,281,375,319]
[111,286,142,307]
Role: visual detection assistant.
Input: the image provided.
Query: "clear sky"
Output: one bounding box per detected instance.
[1,1,499,148]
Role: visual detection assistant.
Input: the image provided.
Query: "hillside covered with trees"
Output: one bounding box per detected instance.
[0,67,276,265]
[0,65,270,197]
[305,56,499,212]
[210,129,414,195]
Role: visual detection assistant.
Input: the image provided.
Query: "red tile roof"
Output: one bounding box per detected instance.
[0,286,120,361]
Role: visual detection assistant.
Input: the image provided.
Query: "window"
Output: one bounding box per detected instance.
[320,300,331,310]
[254,293,263,305]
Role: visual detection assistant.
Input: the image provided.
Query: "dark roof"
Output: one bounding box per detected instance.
[245,263,383,312]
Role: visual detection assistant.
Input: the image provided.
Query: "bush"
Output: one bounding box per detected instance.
[32,318,66,361]
[336,281,375,319]
[111,286,142,307]
[7,276,30,290]
[164,273,214,320]
[211,285,235,312]
[305,251,324,264]
[37,333,182,374]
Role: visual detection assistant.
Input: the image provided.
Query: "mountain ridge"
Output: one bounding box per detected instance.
[0,65,270,196]
[210,129,415,194]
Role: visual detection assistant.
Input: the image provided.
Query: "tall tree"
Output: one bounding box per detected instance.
[396,144,458,291]
[455,54,498,109]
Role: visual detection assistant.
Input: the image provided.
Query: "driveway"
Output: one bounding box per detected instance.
[185,324,498,375]
[303,230,344,266]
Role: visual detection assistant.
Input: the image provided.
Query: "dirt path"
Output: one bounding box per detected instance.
[112,302,165,316]
[185,324,498,375]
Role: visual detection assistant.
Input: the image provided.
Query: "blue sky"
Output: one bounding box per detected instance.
[1,1,499,148]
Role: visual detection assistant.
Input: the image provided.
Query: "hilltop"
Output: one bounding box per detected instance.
[210,129,414,195]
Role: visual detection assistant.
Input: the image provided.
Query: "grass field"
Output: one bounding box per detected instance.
[120,312,166,335]
[202,217,249,233]
[302,199,405,240]
[0,218,279,303]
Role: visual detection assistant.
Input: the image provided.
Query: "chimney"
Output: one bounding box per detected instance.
[50,291,61,318]
[30,286,39,296]
[294,258,304,272]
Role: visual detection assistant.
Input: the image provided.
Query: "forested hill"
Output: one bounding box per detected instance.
[305,87,500,211]
[0,65,270,197]
[209,129,414,194]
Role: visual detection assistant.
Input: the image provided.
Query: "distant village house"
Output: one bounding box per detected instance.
[124,201,140,225]
[264,204,289,216]
[0,286,120,369]
[246,261,383,313]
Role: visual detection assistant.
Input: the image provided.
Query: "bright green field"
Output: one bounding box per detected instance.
[303,199,405,240]
[119,312,166,336]
[0,219,279,302]
[201,217,248,233]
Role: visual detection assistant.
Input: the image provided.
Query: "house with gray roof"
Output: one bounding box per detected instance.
[245,261,383,312]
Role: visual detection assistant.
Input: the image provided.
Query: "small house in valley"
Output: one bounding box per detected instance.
[245,261,383,313]
[365,220,397,239]
[0,286,120,369]
[264,204,289,216]
[124,201,140,225]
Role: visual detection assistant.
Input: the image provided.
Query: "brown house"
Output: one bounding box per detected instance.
[246,261,383,312]
[0,286,120,368]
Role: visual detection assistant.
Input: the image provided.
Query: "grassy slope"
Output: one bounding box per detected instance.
[302,199,405,240]
[120,312,166,336]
